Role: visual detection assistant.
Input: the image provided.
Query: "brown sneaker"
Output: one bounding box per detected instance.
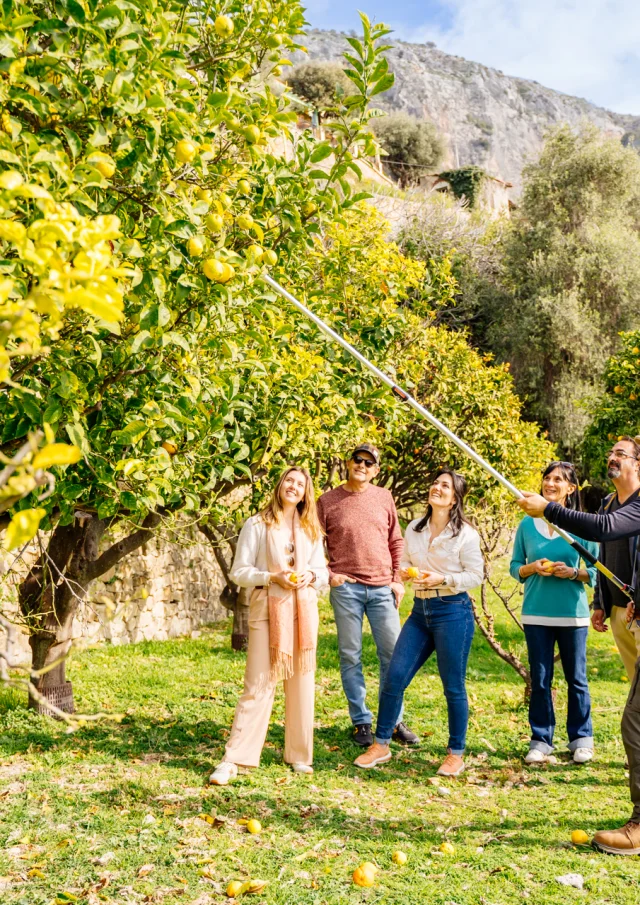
[354,742,392,770]
[437,750,465,777]
[592,821,640,856]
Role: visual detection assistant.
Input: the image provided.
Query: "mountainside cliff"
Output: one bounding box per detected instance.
[295,30,640,190]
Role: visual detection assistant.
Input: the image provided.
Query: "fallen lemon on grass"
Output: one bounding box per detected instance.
[392,850,408,865]
[439,841,455,855]
[226,880,243,897]
[571,830,590,845]
[247,818,262,834]
[353,863,377,887]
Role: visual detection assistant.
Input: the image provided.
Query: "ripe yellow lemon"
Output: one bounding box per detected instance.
[226,880,243,897]
[439,841,455,855]
[406,567,420,579]
[302,200,317,216]
[262,249,278,266]
[571,830,590,845]
[288,573,298,584]
[175,139,197,164]
[204,213,224,233]
[86,153,115,178]
[162,441,177,456]
[236,213,254,231]
[245,244,263,263]
[247,818,262,834]
[392,850,407,865]
[352,864,376,887]
[238,179,251,195]
[196,187,212,204]
[187,236,204,257]
[614,385,624,394]
[219,192,233,209]
[214,14,234,38]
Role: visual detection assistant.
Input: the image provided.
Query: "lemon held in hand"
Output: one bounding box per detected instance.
[406,567,420,579]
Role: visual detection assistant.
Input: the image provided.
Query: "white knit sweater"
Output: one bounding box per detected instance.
[230,515,329,590]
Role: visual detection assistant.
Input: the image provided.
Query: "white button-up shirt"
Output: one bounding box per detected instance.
[401,518,484,593]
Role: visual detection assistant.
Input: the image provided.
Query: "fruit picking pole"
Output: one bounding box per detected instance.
[263,274,635,602]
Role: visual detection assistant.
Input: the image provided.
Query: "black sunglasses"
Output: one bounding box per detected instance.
[352,454,376,467]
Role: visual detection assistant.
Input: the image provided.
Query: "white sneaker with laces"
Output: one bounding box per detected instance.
[209,761,238,785]
[524,748,549,764]
[291,763,313,774]
[573,747,593,764]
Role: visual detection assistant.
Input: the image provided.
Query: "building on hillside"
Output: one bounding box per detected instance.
[424,170,516,217]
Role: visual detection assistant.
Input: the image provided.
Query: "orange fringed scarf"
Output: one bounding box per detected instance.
[265,513,318,683]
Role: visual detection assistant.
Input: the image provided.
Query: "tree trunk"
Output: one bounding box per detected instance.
[19,511,160,716]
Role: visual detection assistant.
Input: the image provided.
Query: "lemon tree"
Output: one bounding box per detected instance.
[582,330,640,482]
[0,1,394,704]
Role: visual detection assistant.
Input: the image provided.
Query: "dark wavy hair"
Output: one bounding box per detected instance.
[541,461,582,511]
[414,467,471,537]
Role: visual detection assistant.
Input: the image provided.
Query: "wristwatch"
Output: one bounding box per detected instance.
[570,568,579,581]
[441,574,450,587]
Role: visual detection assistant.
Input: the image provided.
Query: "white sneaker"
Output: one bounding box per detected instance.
[291,763,313,774]
[573,747,593,764]
[524,748,549,764]
[209,761,238,785]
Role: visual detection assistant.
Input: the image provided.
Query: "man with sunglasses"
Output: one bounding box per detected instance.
[518,437,640,857]
[317,443,419,748]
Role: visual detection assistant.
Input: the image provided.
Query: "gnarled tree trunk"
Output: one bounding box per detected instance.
[199,522,248,651]
[19,511,160,716]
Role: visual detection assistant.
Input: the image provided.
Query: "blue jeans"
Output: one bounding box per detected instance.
[375,593,474,755]
[330,582,402,726]
[523,624,593,753]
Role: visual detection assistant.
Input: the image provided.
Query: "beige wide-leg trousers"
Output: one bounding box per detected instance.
[611,606,640,680]
[224,590,317,768]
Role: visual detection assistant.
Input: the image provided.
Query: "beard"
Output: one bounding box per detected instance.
[607,464,621,479]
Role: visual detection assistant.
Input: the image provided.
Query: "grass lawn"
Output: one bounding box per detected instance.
[1,581,639,905]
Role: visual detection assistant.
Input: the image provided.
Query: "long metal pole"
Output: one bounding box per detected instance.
[263,274,634,601]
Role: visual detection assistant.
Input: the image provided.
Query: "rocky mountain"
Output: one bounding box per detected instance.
[294,30,640,191]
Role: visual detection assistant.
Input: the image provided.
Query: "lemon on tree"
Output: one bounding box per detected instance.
[243,125,261,144]
[205,213,224,233]
[203,258,234,283]
[86,152,116,179]
[237,213,254,231]
[238,179,252,195]
[187,236,205,257]
[215,14,235,38]
[262,249,278,266]
[175,139,197,164]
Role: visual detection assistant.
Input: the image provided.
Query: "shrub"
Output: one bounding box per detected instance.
[371,113,444,186]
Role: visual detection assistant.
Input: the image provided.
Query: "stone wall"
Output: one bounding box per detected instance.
[0,530,228,662]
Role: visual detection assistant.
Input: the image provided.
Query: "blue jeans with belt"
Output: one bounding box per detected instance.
[375,593,475,754]
[330,582,402,727]
[523,623,593,753]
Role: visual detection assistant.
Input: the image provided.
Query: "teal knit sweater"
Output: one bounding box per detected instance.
[510,517,599,626]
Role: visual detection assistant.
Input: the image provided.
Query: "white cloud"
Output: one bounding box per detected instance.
[394,0,640,114]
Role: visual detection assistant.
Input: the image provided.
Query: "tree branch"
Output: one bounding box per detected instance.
[84,512,162,581]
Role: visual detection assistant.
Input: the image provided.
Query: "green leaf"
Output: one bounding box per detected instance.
[66,422,90,456]
[370,72,395,97]
[164,219,196,239]
[310,143,333,164]
[113,421,149,446]
[94,4,123,29]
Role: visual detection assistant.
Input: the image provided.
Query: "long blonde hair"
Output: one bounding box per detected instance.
[260,466,322,542]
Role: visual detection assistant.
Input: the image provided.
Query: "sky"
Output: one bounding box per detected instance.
[303,0,640,115]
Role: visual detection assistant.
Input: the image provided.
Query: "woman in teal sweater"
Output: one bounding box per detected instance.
[510,461,599,765]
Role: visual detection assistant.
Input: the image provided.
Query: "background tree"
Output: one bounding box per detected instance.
[488,123,640,452]
[286,62,352,120]
[0,1,393,710]
[371,112,444,186]
[582,330,640,482]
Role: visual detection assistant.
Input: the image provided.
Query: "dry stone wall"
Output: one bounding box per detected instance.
[1,530,228,662]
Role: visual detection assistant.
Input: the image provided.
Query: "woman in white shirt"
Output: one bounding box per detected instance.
[209,466,328,786]
[354,467,483,778]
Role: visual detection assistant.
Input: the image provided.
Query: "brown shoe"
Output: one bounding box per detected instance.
[354,742,392,770]
[437,750,465,777]
[592,821,640,856]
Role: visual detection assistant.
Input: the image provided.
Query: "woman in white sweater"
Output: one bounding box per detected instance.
[209,465,328,785]
[354,467,483,778]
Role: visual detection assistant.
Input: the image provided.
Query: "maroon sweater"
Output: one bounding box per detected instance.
[317,484,404,586]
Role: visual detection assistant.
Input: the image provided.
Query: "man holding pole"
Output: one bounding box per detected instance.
[518,471,640,856]
[317,443,419,748]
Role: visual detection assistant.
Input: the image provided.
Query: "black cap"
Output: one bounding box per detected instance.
[351,442,380,464]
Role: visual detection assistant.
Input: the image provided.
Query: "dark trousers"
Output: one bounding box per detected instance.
[375,593,474,754]
[622,654,640,821]
[523,624,593,752]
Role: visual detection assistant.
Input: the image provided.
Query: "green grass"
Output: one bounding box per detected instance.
[0,583,639,905]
